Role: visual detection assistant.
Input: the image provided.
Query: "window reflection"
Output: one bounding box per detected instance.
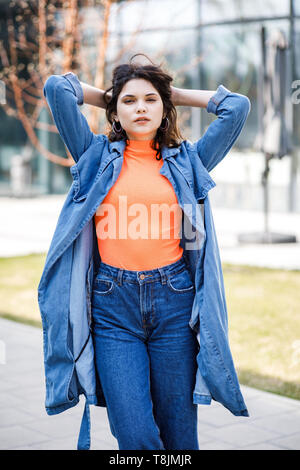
[201,0,290,22]
[109,0,197,34]
[0,0,299,195]
[295,1,300,16]
[199,23,260,148]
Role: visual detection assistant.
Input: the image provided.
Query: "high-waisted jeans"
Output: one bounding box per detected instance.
[91,255,199,450]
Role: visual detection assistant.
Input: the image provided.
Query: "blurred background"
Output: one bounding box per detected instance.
[0,0,300,450]
[0,0,299,209]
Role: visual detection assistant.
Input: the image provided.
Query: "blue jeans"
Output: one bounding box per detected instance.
[91,255,199,450]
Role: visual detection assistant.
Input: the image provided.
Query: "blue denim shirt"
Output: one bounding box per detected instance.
[38,72,251,449]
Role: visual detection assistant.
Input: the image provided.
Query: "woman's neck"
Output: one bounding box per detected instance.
[126,139,154,150]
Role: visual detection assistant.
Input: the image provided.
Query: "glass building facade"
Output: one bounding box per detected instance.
[0,0,299,212]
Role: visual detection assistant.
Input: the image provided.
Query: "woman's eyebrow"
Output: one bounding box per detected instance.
[121,92,158,98]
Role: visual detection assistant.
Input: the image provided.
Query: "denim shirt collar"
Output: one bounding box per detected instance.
[108,139,126,155]
[108,138,180,160]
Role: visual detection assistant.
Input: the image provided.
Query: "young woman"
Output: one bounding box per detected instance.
[39,54,250,450]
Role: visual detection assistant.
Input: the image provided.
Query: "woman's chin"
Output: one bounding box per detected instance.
[126,129,158,140]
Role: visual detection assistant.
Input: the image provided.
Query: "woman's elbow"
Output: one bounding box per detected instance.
[237,94,251,119]
[43,75,64,99]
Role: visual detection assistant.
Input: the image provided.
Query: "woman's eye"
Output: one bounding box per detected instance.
[124,99,156,104]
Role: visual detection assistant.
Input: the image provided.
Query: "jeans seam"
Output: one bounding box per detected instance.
[150,282,155,325]
[96,265,188,285]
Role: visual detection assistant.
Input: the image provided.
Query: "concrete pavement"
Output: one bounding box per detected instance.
[0,195,300,449]
[1,317,300,450]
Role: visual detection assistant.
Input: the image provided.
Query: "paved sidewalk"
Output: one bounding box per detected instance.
[0,195,299,449]
[0,195,299,269]
[0,317,300,450]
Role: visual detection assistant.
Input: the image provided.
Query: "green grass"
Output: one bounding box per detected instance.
[223,263,300,400]
[0,254,299,400]
[0,253,46,327]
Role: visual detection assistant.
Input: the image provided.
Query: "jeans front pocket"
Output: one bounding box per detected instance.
[167,268,195,294]
[93,274,115,295]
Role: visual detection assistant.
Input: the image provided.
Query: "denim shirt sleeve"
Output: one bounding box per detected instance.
[196,85,251,172]
[43,72,95,163]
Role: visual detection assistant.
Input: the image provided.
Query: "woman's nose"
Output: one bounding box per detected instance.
[136,101,147,112]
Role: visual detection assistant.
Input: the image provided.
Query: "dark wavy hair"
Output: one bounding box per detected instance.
[103,53,183,160]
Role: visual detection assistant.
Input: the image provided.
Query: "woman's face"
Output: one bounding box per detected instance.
[114,78,165,141]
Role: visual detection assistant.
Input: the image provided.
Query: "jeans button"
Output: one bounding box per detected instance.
[140,274,145,280]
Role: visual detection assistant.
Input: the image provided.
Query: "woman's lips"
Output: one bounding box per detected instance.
[135,119,150,125]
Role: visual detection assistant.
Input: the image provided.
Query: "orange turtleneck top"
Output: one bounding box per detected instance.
[94,139,183,270]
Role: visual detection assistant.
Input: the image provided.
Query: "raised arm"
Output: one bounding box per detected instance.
[79,80,111,109]
[171,86,216,108]
[171,85,251,172]
[43,72,96,163]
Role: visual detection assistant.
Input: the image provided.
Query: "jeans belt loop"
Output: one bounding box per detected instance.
[158,267,167,285]
[117,269,123,286]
